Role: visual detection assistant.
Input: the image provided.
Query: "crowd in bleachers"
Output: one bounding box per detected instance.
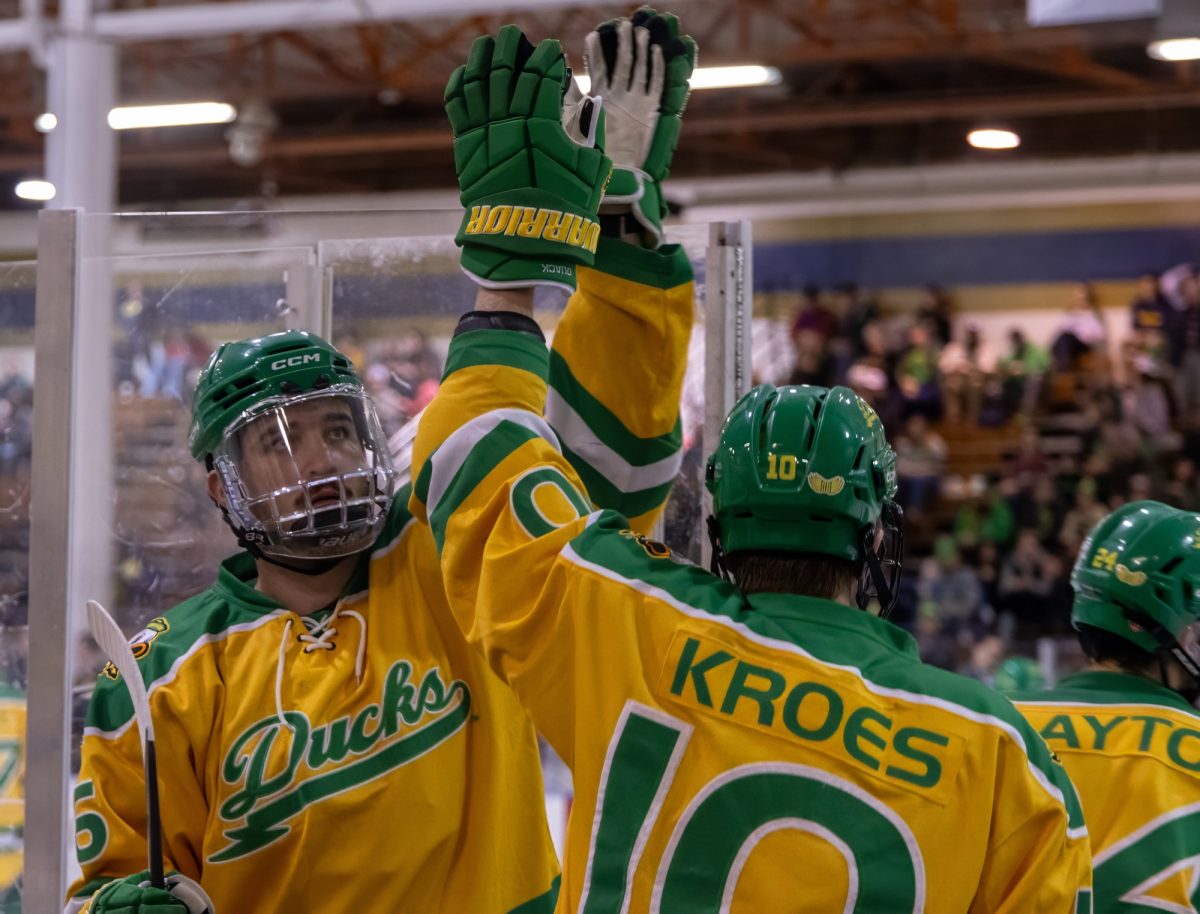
[760,265,1200,685]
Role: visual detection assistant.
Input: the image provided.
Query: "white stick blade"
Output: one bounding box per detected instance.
[86,599,155,743]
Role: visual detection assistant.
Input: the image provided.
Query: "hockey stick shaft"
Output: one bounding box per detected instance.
[85,600,165,889]
[145,739,163,888]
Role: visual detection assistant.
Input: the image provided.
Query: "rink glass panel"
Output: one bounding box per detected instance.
[320,227,711,561]
[0,259,33,913]
[47,212,713,884]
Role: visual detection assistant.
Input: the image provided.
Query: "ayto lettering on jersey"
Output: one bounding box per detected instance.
[210,658,470,863]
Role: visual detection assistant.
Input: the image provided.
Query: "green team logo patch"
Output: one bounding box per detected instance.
[209,658,470,863]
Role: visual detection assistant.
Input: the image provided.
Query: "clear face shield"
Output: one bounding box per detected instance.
[212,387,398,561]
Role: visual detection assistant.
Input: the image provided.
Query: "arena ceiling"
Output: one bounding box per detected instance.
[1,0,1199,207]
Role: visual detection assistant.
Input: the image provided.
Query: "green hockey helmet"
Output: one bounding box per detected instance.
[705,384,903,615]
[190,331,363,460]
[993,656,1046,693]
[1071,500,1200,693]
[190,331,398,563]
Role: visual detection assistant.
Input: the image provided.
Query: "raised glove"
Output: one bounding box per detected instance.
[85,872,213,914]
[584,7,696,246]
[446,25,612,292]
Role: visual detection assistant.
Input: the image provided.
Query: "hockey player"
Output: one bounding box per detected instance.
[410,26,1094,913]
[1012,501,1200,914]
[67,11,696,914]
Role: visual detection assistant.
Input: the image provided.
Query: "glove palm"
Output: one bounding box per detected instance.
[584,8,696,246]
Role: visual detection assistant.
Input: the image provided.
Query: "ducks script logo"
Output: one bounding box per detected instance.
[209,658,470,862]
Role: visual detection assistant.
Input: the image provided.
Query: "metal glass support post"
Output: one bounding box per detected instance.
[47,0,118,634]
[283,250,324,336]
[701,220,753,569]
[26,208,82,914]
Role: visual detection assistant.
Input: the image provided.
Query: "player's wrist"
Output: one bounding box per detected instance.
[470,288,536,320]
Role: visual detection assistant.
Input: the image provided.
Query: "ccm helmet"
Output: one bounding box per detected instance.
[190,330,398,563]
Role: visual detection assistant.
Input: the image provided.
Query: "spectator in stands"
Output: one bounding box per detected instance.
[918,535,987,640]
[833,282,878,358]
[1009,427,1050,481]
[787,284,837,387]
[844,320,893,411]
[1170,274,1200,425]
[363,363,407,438]
[1160,261,1196,311]
[975,539,1003,610]
[1162,457,1200,510]
[916,283,955,346]
[939,323,997,423]
[896,320,943,419]
[1129,271,1170,338]
[0,397,30,474]
[1011,475,1064,548]
[999,328,1050,418]
[790,283,838,343]
[1123,367,1181,456]
[997,529,1056,640]
[1092,390,1143,480]
[958,633,1007,685]
[1051,281,1108,370]
[1059,476,1108,555]
[955,483,1016,550]
[895,413,947,517]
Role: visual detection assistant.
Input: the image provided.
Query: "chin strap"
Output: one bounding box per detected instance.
[214,500,353,577]
[706,516,732,582]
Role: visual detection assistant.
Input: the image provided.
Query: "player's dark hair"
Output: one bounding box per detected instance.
[1076,624,1157,675]
[726,550,861,602]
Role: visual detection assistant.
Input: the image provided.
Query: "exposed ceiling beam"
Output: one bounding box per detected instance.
[683,88,1200,133]
[0,82,1188,175]
[979,46,1153,91]
[88,0,673,44]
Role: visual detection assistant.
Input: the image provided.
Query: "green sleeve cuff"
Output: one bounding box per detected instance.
[589,236,694,290]
[442,329,549,382]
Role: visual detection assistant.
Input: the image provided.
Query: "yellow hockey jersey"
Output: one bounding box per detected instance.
[1014,670,1200,914]
[0,684,23,903]
[67,238,694,914]
[411,279,1093,912]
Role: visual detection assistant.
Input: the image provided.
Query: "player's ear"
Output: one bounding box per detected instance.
[207,469,228,510]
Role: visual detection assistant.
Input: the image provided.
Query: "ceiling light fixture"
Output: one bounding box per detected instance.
[107,102,237,130]
[34,112,57,133]
[573,64,781,94]
[16,180,56,202]
[967,128,1021,150]
[1147,37,1200,61]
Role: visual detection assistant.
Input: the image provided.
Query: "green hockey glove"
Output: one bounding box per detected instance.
[584,7,696,246]
[85,872,213,914]
[446,25,612,292]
